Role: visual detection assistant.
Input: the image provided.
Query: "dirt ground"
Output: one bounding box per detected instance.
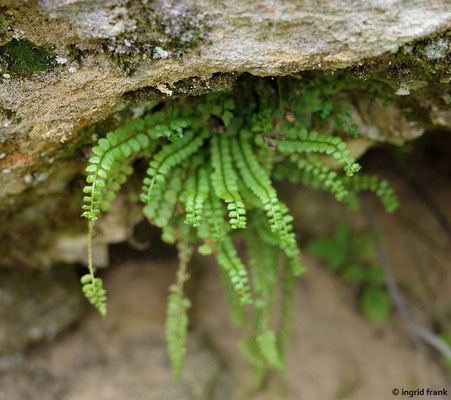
[0,252,449,400]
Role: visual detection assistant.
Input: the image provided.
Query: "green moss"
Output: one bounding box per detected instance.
[0,14,8,37]
[349,31,450,83]
[0,106,15,119]
[0,38,56,77]
[66,43,88,63]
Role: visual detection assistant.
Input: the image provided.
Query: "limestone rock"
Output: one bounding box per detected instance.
[0,265,83,363]
[0,0,449,266]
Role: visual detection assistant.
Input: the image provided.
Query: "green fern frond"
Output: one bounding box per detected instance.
[238,337,266,385]
[288,154,351,201]
[81,221,107,316]
[201,187,228,245]
[82,118,151,221]
[98,163,134,212]
[184,166,209,227]
[277,258,299,362]
[230,132,283,233]
[250,210,279,247]
[256,330,285,371]
[246,229,285,371]
[270,129,361,177]
[140,130,208,204]
[166,240,192,383]
[143,168,183,228]
[246,229,279,300]
[210,135,247,229]
[256,142,277,175]
[219,267,247,328]
[231,132,305,276]
[341,174,400,212]
[154,119,188,142]
[80,273,107,317]
[216,237,252,305]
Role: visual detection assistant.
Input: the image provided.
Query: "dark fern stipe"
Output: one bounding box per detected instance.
[80,77,399,383]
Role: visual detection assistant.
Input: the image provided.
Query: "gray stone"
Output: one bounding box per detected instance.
[0,265,83,360]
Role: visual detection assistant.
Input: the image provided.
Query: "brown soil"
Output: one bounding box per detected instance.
[0,254,448,400]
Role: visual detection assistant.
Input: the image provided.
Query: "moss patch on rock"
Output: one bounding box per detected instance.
[0,38,56,77]
[350,30,450,85]
[0,14,8,37]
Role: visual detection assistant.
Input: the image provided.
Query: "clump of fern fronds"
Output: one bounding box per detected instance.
[80,76,399,381]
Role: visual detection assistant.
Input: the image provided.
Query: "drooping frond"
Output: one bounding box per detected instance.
[216,237,252,305]
[231,131,305,276]
[98,163,134,212]
[256,330,285,371]
[341,173,400,213]
[210,134,247,229]
[184,166,209,227]
[205,189,228,242]
[143,168,183,228]
[231,132,285,234]
[286,154,351,201]
[250,210,280,247]
[80,273,107,317]
[82,118,152,221]
[219,267,247,328]
[140,130,208,204]
[266,128,361,177]
[277,258,299,362]
[245,227,284,371]
[198,185,228,250]
[80,221,107,316]
[166,240,193,383]
[239,337,266,384]
[274,155,399,213]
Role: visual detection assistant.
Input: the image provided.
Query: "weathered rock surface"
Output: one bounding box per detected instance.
[0,0,449,202]
[0,265,83,363]
[0,1,449,269]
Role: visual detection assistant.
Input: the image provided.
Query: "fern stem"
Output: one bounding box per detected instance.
[87,220,95,278]
[176,240,192,290]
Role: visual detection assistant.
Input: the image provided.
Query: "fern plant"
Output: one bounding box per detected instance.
[79,76,399,383]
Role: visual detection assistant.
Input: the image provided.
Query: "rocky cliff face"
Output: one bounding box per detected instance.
[0,1,449,266]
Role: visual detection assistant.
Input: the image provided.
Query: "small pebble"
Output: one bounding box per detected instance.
[56,57,67,64]
[395,86,410,96]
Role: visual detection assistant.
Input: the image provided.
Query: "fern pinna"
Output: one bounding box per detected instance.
[80,77,399,382]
